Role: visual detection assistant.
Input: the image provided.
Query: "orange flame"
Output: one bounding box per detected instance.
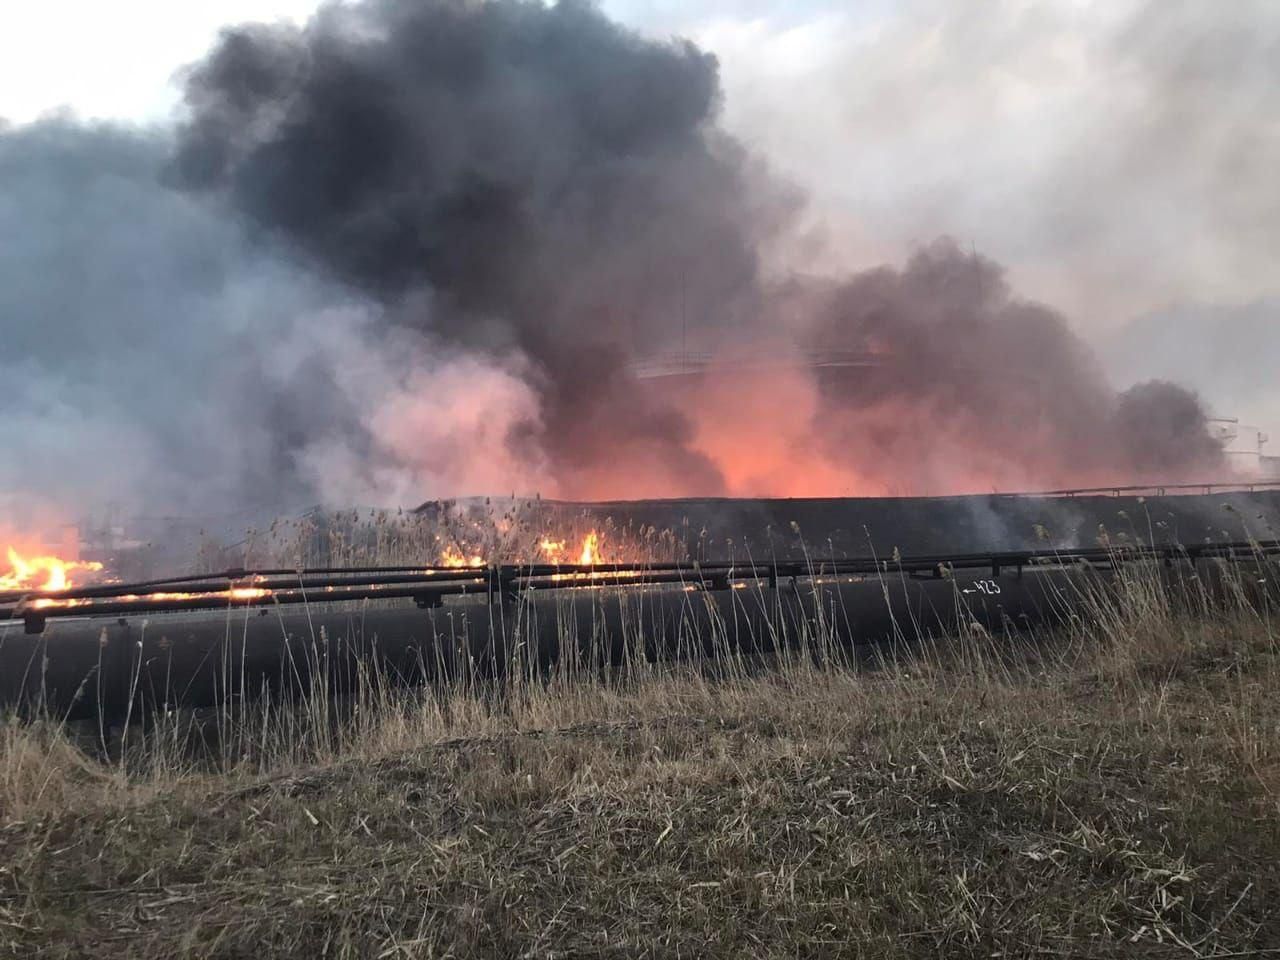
[439,546,484,568]
[1,546,103,592]
[27,585,272,612]
[435,533,601,567]
[539,533,601,565]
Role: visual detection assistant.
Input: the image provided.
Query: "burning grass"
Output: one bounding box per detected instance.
[0,547,102,593]
[196,500,700,576]
[1,560,1279,957]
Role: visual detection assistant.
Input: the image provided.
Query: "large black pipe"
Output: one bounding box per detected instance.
[0,564,1110,721]
[9,540,1270,623]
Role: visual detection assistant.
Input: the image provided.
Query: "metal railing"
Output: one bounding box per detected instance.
[628,349,884,379]
[7,539,1279,634]
[1019,480,1280,498]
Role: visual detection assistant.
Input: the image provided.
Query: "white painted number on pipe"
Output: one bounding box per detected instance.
[962,579,1002,595]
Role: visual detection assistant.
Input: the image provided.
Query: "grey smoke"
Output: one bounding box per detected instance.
[801,241,1222,490]
[0,119,326,518]
[1107,299,1280,432]
[0,0,1231,523]
[0,118,542,519]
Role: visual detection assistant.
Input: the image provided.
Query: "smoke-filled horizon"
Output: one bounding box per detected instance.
[0,0,1232,527]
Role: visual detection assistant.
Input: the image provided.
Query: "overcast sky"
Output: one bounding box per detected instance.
[4,0,1277,426]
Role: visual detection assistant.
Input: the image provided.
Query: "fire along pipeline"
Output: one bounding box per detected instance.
[6,485,1280,723]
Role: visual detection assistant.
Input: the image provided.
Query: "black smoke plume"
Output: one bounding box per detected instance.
[175,0,787,496]
[801,241,1222,491]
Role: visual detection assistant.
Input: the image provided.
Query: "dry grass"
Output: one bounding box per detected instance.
[2,559,1280,958]
[204,501,692,573]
